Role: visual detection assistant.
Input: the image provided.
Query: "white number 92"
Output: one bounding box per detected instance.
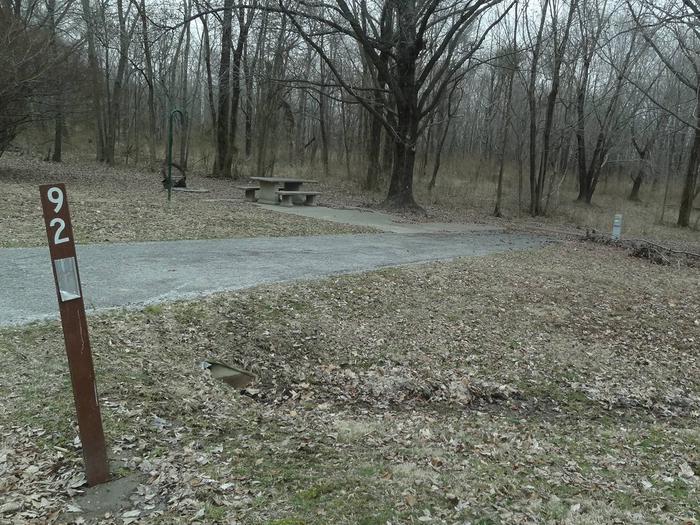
[47,187,69,245]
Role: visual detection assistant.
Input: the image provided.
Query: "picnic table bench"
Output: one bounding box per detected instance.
[277,190,321,207]
[236,185,260,202]
[249,176,319,205]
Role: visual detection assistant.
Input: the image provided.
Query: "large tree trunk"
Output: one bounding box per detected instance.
[382,0,420,210]
[385,116,418,209]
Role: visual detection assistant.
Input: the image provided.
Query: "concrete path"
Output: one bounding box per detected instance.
[257,204,501,234]
[0,232,547,326]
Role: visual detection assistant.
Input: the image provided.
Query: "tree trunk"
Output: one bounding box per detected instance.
[380,115,394,176]
[427,112,450,193]
[213,0,233,177]
[535,0,576,215]
[138,0,157,169]
[80,0,105,161]
[341,92,352,179]
[365,104,382,189]
[678,117,700,227]
[52,107,63,162]
[201,16,217,138]
[225,7,250,178]
[48,0,62,162]
[382,0,420,211]
[319,56,330,177]
[243,39,254,159]
[385,122,418,209]
[659,128,677,223]
[528,0,549,215]
[629,171,644,201]
[418,113,434,182]
[575,54,591,202]
[495,1,519,217]
[295,45,313,164]
[105,0,130,165]
[494,71,515,217]
[179,0,192,169]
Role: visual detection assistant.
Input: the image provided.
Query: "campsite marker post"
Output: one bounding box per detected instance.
[612,213,623,240]
[39,183,109,486]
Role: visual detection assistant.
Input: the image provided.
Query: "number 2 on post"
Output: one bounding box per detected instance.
[50,218,69,245]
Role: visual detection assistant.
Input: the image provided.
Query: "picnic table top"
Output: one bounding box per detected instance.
[250,177,318,184]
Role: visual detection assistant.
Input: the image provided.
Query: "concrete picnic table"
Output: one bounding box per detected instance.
[250,176,318,205]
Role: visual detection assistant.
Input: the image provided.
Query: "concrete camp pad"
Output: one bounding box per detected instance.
[257,204,502,234]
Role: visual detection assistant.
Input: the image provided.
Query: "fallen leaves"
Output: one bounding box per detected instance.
[0,154,375,248]
[0,243,698,523]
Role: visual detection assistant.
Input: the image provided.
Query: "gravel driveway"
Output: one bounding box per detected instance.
[0,231,548,325]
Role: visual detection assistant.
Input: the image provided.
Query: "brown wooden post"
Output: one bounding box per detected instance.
[39,183,110,486]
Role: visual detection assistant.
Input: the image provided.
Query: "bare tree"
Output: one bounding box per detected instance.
[282,0,513,210]
[629,0,700,227]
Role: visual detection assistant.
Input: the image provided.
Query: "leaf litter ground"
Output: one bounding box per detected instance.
[0,243,698,524]
[0,154,375,248]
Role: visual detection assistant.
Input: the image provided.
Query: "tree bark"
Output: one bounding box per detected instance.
[48,0,63,162]
[201,15,217,138]
[225,7,251,177]
[527,0,549,215]
[365,93,382,190]
[534,0,576,215]
[427,109,451,193]
[382,0,420,210]
[179,0,192,169]
[494,64,516,216]
[319,54,330,177]
[138,0,157,169]
[104,0,131,165]
[213,0,233,177]
[80,0,105,161]
[385,111,419,209]
[678,113,700,226]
